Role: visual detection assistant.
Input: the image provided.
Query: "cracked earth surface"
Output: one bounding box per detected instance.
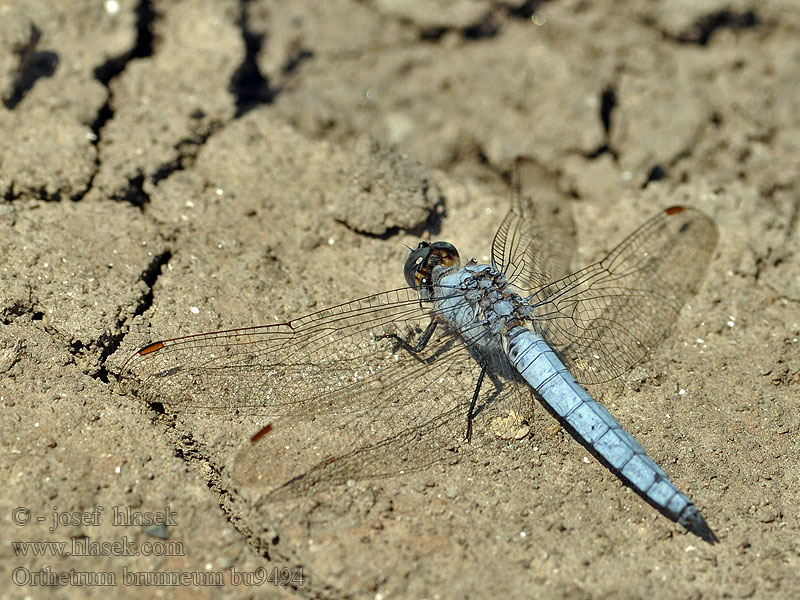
[1,1,799,598]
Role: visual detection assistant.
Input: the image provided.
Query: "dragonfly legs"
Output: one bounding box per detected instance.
[377,317,487,442]
[376,318,438,354]
[465,363,487,442]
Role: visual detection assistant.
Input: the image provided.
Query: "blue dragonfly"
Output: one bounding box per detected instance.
[119,159,718,542]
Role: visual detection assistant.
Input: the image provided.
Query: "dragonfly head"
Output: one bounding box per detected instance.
[404,241,461,290]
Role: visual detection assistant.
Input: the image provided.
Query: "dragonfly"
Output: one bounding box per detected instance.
[118,159,719,543]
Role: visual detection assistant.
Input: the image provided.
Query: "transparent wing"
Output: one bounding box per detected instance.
[118,288,531,498]
[120,289,450,411]
[529,206,718,385]
[492,157,577,290]
[239,377,535,502]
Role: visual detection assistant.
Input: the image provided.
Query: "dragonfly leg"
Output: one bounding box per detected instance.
[377,318,438,354]
[465,363,487,442]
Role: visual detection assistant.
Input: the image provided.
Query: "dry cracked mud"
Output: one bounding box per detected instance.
[1,1,799,599]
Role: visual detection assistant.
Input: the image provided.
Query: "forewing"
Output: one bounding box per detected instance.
[119,289,479,419]
[529,206,718,385]
[491,157,576,290]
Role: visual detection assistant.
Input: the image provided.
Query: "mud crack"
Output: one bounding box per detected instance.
[73,0,157,204]
[138,411,349,600]
[2,23,59,110]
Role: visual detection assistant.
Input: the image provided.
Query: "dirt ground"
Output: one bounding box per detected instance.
[1,0,799,598]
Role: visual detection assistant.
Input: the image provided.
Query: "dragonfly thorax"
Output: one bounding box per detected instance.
[432,263,530,356]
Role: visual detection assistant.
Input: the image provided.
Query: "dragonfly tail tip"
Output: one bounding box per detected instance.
[681,506,718,544]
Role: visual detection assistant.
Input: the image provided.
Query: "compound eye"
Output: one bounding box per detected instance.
[404,242,431,288]
[429,242,460,270]
[403,241,461,289]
